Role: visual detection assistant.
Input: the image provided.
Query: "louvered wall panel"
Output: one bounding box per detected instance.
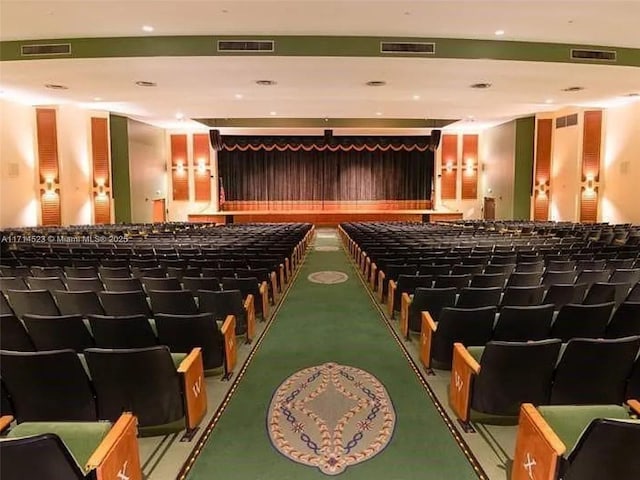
[193,133,211,201]
[170,134,189,201]
[91,118,110,186]
[94,195,111,224]
[582,111,602,179]
[533,119,553,221]
[36,108,61,226]
[580,194,598,222]
[440,134,458,200]
[461,134,478,200]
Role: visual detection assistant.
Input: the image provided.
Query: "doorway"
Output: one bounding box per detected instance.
[483,197,496,220]
[152,198,166,223]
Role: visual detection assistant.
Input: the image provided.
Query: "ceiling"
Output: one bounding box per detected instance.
[1,0,639,132]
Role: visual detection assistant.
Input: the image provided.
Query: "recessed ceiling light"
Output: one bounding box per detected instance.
[142,25,154,32]
[221,9,229,13]
[175,112,184,120]
[44,83,68,90]
[256,80,277,86]
[545,99,554,104]
[624,92,639,97]
[375,112,383,116]
[412,94,420,100]
[135,80,157,87]
[269,111,277,116]
[234,93,243,99]
[467,115,475,119]
[562,86,584,92]
[470,82,492,89]
[93,96,102,101]
[366,81,386,87]
[495,29,505,36]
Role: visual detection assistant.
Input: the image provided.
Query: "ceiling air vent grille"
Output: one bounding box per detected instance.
[570,48,617,62]
[217,40,274,52]
[380,42,435,55]
[21,43,71,56]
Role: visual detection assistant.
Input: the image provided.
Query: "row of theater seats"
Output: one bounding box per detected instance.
[417,302,640,369]
[341,222,640,480]
[0,223,314,480]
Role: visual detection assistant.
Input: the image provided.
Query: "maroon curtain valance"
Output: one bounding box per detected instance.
[209,130,433,152]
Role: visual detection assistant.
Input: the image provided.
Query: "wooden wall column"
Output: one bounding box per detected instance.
[36,108,61,225]
[91,117,112,224]
[461,134,478,199]
[533,118,552,221]
[193,133,211,202]
[170,134,189,201]
[440,134,458,200]
[580,111,602,222]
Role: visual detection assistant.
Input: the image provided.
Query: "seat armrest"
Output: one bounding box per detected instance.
[400,292,412,338]
[221,315,237,376]
[86,412,143,480]
[370,263,377,289]
[419,311,437,368]
[377,270,386,301]
[449,343,480,423]
[511,403,566,480]
[259,281,269,319]
[279,264,286,291]
[269,272,278,303]
[388,280,397,316]
[177,348,207,430]
[628,399,640,416]
[285,257,291,281]
[364,255,370,277]
[244,294,256,341]
[0,415,14,433]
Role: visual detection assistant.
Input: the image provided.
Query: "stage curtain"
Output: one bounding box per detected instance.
[218,148,433,202]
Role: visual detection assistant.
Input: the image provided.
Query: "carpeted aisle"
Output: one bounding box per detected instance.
[184,230,481,479]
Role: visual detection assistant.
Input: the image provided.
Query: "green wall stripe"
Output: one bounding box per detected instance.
[513,116,535,220]
[2,35,640,66]
[109,114,131,223]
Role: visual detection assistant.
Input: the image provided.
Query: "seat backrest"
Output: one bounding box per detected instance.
[575,269,611,287]
[22,314,95,352]
[101,277,143,292]
[470,273,507,288]
[141,276,181,293]
[433,274,471,291]
[26,276,67,292]
[506,272,542,287]
[0,349,97,422]
[98,266,131,279]
[551,302,615,341]
[551,336,640,405]
[584,282,631,307]
[0,314,35,351]
[155,313,224,370]
[64,266,98,278]
[543,283,589,310]
[493,304,554,342]
[610,268,640,285]
[606,301,640,338]
[564,419,640,480]
[148,289,198,315]
[456,286,502,308]
[0,434,86,480]
[471,339,562,416]
[84,346,184,427]
[430,306,496,368]
[88,314,157,349]
[0,277,28,293]
[409,287,457,328]
[628,283,640,302]
[501,285,545,307]
[52,290,105,317]
[98,290,151,317]
[65,277,105,293]
[6,289,60,318]
[197,289,246,334]
[182,276,220,295]
[0,293,14,315]
[542,270,577,286]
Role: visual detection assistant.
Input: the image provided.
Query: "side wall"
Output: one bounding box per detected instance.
[480,121,516,219]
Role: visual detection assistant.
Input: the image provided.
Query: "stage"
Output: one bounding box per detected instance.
[188,209,462,225]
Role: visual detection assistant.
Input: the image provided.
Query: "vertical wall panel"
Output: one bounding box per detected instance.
[580,110,602,222]
[193,133,211,201]
[461,134,478,200]
[170,134,189,201]
[91,117,111,224]
[440,134,458,200]
[36,108,61,225]
[533,118,553,221]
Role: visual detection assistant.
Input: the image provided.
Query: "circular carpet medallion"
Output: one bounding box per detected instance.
[307,271,348,284]
[315,246,339,252]
[267,362,396,475]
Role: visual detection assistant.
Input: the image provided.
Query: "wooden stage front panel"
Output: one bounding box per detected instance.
[188,210,462,225]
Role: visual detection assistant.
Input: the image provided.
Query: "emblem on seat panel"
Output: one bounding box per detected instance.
[524,452,537,479]
[267,362,396,475]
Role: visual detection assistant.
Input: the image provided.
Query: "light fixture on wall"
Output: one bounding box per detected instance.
[177,161,185,174]
[465,158,475,173]
[197,158,206,174]
[445,161,453,172]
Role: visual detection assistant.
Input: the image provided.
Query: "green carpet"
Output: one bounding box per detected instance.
[185,230,481,479]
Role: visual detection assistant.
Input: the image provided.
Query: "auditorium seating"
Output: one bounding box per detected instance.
[449,336,640,423]
[511,402,640,480]
[0,412,142,480]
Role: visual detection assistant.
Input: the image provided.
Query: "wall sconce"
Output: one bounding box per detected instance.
[97,184,107,197]
[445,161,453,172]
[177,161,185,174]
[465,158,474,174]
[197,158,206,174]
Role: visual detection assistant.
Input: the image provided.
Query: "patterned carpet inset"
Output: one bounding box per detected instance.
[268,362,396,476]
